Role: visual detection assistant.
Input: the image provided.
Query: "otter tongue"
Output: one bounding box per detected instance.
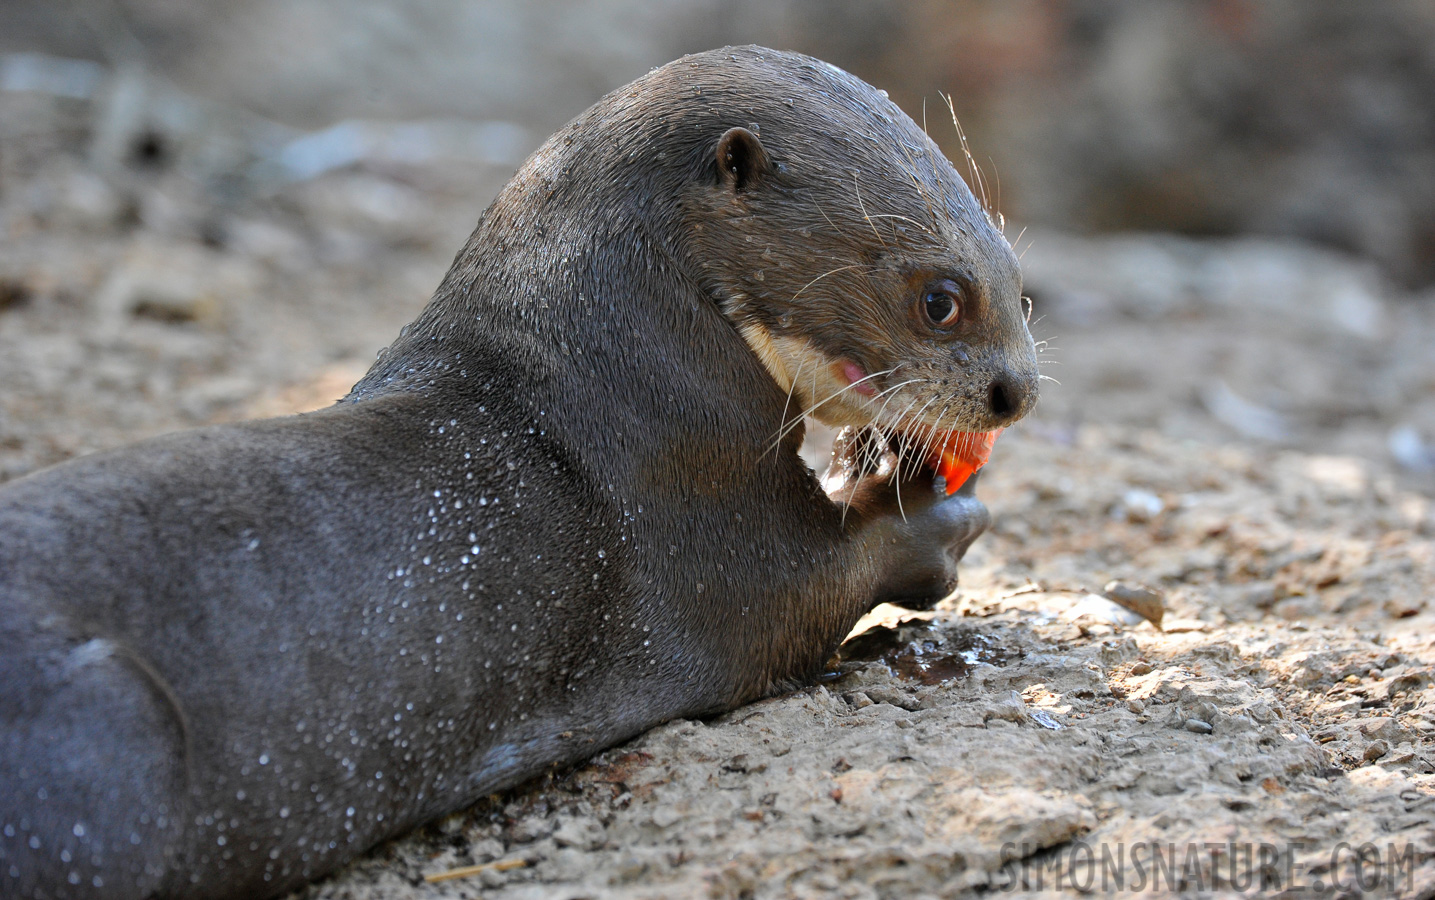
[930,429,1002,495]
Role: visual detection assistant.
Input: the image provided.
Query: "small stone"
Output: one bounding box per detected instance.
[1126,698,1145,714]
[1273,596,1319,621]
[1064,594,1143,627]
[552,816,602,851]
[1191,700,1220,725]
[131,292,220,325]
[1129,661,1153,676]
[1184,719,1214,734]
[867,684,922,710]
[468,838,504,862]
[1355,717,1414,744]
[1363,740,1390,762]
[1245,702,1277,724]
[509,815,557,843]
[1161,619,1209,634]
[1117,489,1164,523]
[846,691,874,709]
[722,754,752,774]
[1236,582,1278,609]
[1102,581,1165,628]
[1383,595,1424,619]
[610,855,651,885]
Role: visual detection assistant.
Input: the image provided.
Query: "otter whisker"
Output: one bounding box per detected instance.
[862,379,921,439]
[852,176,888,249]
[868,376,919,406]
[760,346,825,462]
[833,377,915,528]
[869,382,924,440]
[892,392,938,457]
[827,374,925,520]
[989,158,1003,231]
[906,393,942,433]
[809,348,821,422]
[1012,225,1029,253]
[915,403,952,483]
[864,213,935,236]
[886,395,924,523]
[812,199,852,243]
[791,264,866,302]
[777,351,810,445]
[766,368,905,455]
[890,133,940,231]
[937,402,958,434]
[868,378,925,441]
[787,366,901,426]
[896,394,942,482]
[943,93,991,215]
[913,427,943,486]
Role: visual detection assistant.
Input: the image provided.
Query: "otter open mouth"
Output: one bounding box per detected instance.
[832,423,1002,497]
[825,358,1004,494]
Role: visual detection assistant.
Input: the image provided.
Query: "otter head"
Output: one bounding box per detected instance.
[682,51,1039,454]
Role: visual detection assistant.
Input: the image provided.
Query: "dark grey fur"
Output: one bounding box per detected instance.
[0,47,1036,899]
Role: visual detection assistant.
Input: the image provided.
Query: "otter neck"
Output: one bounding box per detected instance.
[735,320,832,420]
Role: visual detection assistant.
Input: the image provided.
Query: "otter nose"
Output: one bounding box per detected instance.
[987,370,1038,424]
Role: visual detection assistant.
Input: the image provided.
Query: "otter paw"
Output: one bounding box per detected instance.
[873,474,991,611]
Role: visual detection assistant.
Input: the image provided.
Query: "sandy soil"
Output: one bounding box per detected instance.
[2,79,1434,899]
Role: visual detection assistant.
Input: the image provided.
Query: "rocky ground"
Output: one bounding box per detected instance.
[3,60,1434,898]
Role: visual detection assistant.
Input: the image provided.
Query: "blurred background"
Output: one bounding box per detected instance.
[2,0,1434,494]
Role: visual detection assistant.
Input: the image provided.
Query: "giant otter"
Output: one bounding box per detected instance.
[0,46,1037,899]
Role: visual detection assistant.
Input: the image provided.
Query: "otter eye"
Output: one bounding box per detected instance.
[922,286,961,328]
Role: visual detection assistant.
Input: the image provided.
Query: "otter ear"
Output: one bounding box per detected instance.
[715,126,771,193]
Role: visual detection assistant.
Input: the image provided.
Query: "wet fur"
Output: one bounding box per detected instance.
[0,47,1033,899]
